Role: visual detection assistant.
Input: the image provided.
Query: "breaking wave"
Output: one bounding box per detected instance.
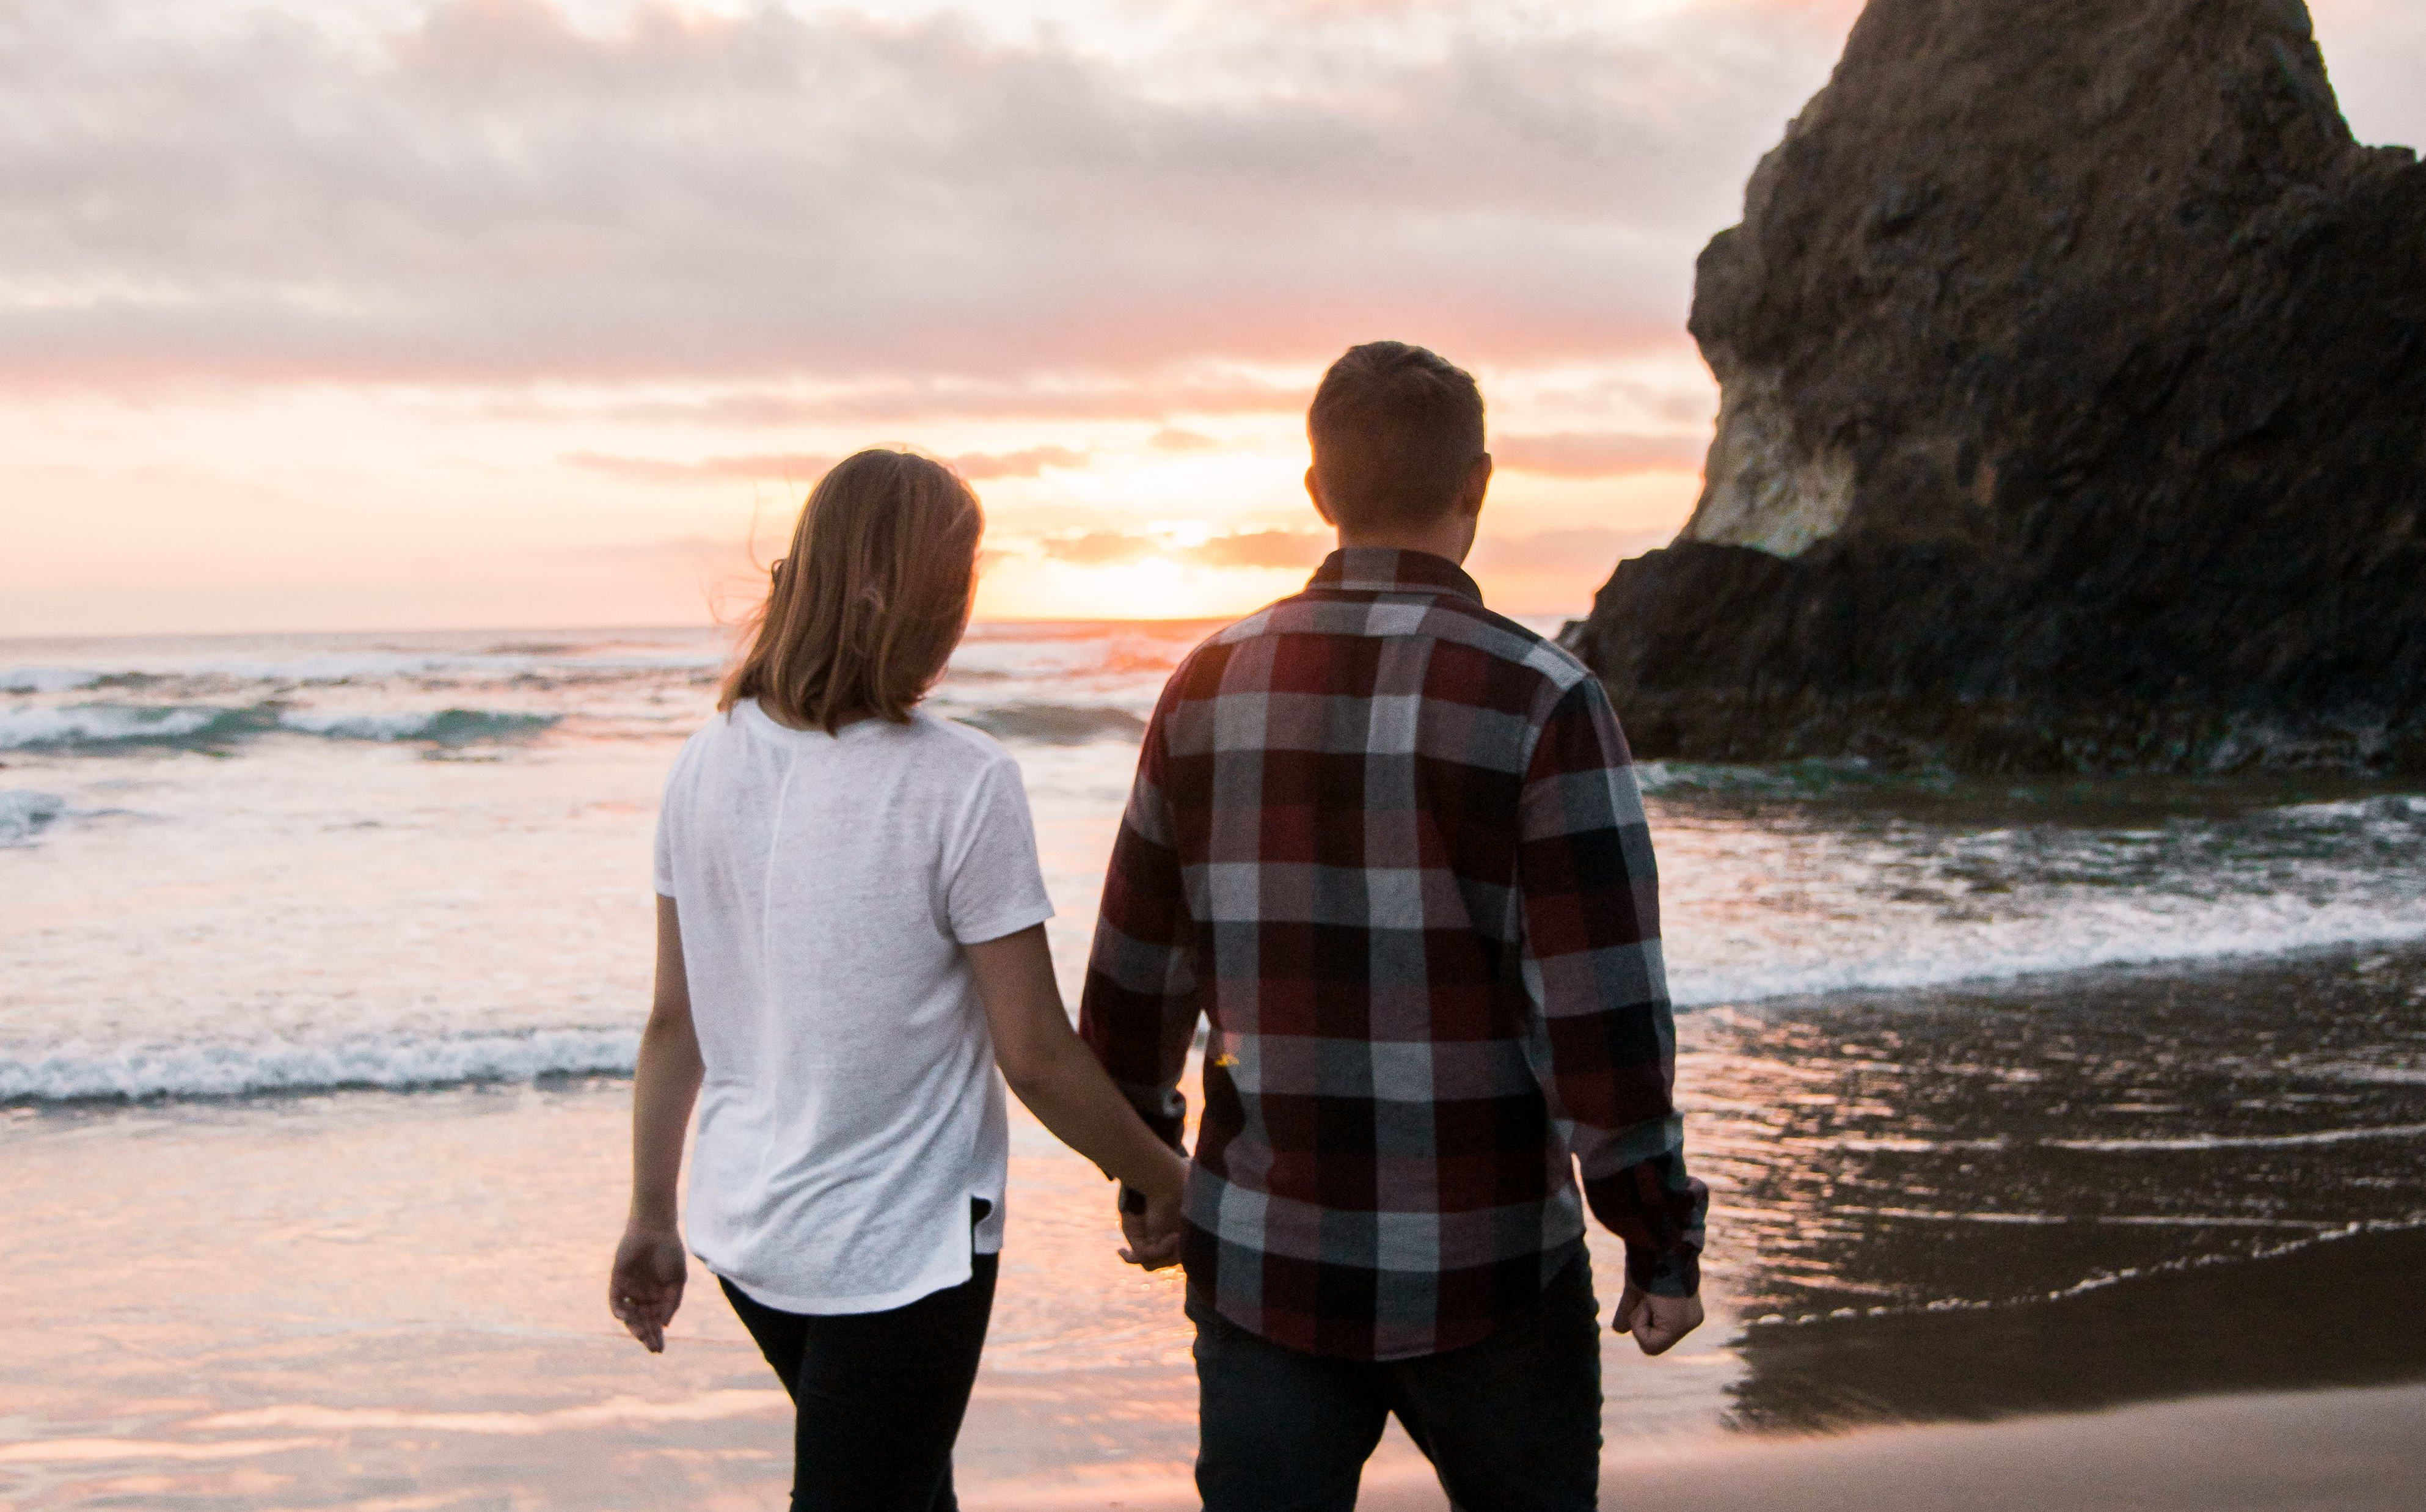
[0,667,103,695]
[0,789,67,845]
[0,703,558,751]
[0,1028,641,1103]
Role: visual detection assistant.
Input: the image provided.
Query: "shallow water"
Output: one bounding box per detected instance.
[5,623,2426,1505]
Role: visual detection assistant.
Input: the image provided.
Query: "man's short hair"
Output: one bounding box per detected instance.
[1307,341,1486,531]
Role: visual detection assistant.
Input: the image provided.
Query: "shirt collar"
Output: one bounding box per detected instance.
[1309,547,1484,603]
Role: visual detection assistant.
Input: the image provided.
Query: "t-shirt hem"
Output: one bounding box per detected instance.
[703,1251,977,1317]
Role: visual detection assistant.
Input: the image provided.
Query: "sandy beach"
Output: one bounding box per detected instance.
[5,940,2421,1508]
[969,1386,2426,1511]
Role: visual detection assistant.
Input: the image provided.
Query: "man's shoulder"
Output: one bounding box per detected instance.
[1438,600,1596,695]
[1186,586,1593,697]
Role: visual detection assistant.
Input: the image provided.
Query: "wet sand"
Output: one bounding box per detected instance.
[979,1385,2426,1511]
[3,942,2422,1507]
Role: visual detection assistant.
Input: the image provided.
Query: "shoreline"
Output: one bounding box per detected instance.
[7,929,2424,1112]
[4,941,2422,1507]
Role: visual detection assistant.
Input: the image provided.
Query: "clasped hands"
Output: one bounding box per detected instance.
[1115,1148,1190,1270]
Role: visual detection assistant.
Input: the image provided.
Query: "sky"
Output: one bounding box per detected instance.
[4,0,2422,635]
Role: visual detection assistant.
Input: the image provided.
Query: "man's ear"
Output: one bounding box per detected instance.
[1461,454,1494,517]
[1305,466,1337,527]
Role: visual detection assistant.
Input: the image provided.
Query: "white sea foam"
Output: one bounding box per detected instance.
[0,1028,641,1103]
[0,704,235,749]
[0,702,557,750]
[2047,1122,2426,1153]
[0,789,67,844]
[1665,890,2426,1007]
[276,707,558,742]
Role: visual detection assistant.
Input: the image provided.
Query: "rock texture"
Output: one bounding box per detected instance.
[1569,0,2426,773]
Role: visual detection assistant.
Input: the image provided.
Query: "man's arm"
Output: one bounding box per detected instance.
[1078,699,1200,1265]
[1518,677,1709,1353]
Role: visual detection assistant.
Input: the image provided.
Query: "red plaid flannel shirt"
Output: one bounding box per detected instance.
[1080,548,1706,1360]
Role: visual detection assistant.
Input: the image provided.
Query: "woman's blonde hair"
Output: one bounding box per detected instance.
[720,449,983,734]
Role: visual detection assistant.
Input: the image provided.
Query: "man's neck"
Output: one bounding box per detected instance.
[1334,523,1474,566]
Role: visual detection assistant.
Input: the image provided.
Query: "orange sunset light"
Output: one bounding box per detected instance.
[12,1,2403,638]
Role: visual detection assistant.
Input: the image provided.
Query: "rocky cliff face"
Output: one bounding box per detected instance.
[1570,0,2426,773]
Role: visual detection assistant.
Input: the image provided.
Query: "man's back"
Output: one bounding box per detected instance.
[1081,546,1703,1362]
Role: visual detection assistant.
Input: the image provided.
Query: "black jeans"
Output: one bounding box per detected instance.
[1189,1248,1602,1512]
[720,1251,998,1512]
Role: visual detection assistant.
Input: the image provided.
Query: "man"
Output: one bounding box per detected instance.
[1079,340,1707,1511]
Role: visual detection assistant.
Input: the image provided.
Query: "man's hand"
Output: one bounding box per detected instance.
[1116,1152,1188,1271]
[610,1222,688,1353]
[1613,1280,1704,1356]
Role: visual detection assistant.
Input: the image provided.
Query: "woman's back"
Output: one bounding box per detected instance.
[654,698,1052,1313]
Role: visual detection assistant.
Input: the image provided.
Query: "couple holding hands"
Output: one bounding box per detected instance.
[608,341,1708,1512]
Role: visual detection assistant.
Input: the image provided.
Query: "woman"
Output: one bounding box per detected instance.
[608,448,1188,1511]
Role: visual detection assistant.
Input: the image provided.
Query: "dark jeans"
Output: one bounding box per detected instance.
[720,1251,998,1512]
[1189,1248,1602,1512]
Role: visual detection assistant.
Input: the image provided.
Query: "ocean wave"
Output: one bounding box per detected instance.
[1635,758,1902,797]
[276,708,560,743]
[0,667,103,694]
[1668,894,2426,1007]
[955,704,1148,745]
[0,1028,640,1103]
[2270,794,2426,825]
[0,702,558,751]
[0,789,67,844]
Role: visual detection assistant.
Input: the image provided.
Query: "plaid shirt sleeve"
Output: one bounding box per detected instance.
[1078,687,1199,1152]
[1519,677,1709,1298]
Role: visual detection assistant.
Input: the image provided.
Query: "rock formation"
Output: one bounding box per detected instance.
[1569,0,2426,773]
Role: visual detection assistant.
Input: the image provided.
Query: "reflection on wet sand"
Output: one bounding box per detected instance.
[3,947,2422,1505]
[1692,942,2426,1430]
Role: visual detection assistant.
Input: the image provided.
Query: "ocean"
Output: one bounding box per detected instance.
[5,622,2425,1505]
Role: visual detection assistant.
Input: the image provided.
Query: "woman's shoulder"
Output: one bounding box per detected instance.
[901,708,1020,775]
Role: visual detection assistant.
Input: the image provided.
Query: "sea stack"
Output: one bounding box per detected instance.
[1569,0,2426,773]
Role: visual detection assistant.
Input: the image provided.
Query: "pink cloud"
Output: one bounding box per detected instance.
[563,450,837,484]
[0,0,1847,393]
[951,446,1090,481]
[563,445,1084,486]
[1037,528,1329,570]
[1494,431,1708,479]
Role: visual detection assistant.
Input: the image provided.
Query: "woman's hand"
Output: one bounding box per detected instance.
[618,897,703,1355]
[1117,1149,1189,1271]
[610,1221,689,1353]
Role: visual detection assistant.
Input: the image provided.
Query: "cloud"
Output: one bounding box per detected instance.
[1149,428,1221,451]
[1469,525,1675,574]
[579,376,1315,428]
[1038,527,1329,570]
[951,446,1089,481]
[1494,431,1708,479]
[1186,530,1329,569]
[0,0,1852,392]
[564,450,836,484]
[1041,531,1158,567]
[563,444,1084,484]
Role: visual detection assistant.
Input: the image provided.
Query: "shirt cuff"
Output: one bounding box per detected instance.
[1624,1241,1701,1299]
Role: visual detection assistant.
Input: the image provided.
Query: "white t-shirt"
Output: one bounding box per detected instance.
[652,698,1054,1314]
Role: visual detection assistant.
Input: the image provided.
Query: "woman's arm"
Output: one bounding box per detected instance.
[610,894,704,1353]
[965,925,1189,1263]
